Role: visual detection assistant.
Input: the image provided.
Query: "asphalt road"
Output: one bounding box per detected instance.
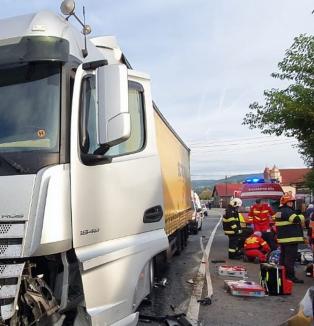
[137,208,313,326]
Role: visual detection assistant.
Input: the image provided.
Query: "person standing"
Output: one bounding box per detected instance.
[248,199,277,251]
[276,193,305,283]
[223,198,243,259]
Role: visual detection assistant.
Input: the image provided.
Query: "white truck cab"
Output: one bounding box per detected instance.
[0,7,168,325]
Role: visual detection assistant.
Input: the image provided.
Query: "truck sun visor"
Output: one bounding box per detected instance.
[0,36,69,65]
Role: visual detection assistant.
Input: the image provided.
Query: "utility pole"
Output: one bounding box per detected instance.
[225,175,228,207]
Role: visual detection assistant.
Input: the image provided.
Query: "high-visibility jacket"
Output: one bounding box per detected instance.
[223,205,241,235]
[276,205,304,244]
[244,235,270,253]
[248,203,275,232]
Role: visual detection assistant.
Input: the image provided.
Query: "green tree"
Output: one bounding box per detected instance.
[243,34,314,189]
[199,188,212,200]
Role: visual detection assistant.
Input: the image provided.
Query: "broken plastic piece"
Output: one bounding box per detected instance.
[197,297,212,305]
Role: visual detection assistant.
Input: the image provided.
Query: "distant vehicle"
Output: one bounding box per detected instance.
[191,192,204,233]
[201,203,208,216]
[237,178,284,225]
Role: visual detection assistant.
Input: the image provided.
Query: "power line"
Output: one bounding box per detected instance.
[190,140,297,154]
[189,137,296,148]
[190,139,296,149]
[188,135,281,145]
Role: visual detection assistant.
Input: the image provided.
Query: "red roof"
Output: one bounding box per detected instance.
[279,168,311,186]
[213,183,242,197]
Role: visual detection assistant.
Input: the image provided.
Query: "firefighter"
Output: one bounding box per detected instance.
[244,231,270,263]
[248,198,277,251]
[276,193,305,283]
[223,198,243,259]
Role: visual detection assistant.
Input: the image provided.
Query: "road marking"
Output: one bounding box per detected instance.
[186,215,222,325]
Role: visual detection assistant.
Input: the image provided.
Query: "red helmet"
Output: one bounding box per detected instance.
[280,192,295,206]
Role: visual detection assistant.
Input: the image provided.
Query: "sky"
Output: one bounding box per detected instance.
[1,0,313,179]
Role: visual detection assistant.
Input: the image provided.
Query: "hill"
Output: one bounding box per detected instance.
[192,173,263,192]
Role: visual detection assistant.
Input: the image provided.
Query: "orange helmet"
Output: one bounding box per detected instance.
[280,192,295,206]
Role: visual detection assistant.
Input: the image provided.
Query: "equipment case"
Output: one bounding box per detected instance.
[224,280,265,297]
[260,263,293,295]
[218,265,247,278]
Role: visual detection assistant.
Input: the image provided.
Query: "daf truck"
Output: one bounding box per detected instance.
[0,4,193,325]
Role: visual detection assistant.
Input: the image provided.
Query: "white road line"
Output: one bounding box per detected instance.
[186,215,222,325]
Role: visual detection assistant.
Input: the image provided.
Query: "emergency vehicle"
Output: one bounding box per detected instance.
[238,178,284,225]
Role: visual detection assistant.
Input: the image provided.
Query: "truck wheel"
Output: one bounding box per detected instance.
[175,231,182,255]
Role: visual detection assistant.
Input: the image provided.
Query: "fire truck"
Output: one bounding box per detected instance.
[238,178,284,225]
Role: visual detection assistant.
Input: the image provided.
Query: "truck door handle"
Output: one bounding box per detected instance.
[143,205,163,223]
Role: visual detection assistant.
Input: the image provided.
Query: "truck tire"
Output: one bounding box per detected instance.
[175,231,182,255]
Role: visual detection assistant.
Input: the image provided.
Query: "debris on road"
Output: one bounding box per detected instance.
[197,297,212,305]
[154,277,168,288]
[211,259,226,264]
[139,313,193,326]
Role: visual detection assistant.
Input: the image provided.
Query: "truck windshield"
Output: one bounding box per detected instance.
[0,62,60,153]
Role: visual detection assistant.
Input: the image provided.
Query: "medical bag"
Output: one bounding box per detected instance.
[218,265,247,278]
[260,263,293,295]
[224,280,265,297]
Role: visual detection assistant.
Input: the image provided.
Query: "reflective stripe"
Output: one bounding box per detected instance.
[261,241,267,246]
[266,272,269,281]
[278,277,281,287]
[277,237,304,243]
[255,216,261,221]
[238,213,245,223]
[288,214,298,223]
[261,210,269,213]
[231,224,237,229]
[223,217,236,222]
[275,221,292,226]
[228,248,236,252]
[253,210,261,214]
[288,214,305,223]
[224,230,235,234]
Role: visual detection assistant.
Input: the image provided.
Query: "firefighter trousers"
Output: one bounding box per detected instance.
[280,243,298,278]
[228,235,241,259]
[244,249,267,263]
[262,231,277,251]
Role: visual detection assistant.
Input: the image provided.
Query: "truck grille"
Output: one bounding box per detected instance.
[0,263,24,320]
[0,221,26,320]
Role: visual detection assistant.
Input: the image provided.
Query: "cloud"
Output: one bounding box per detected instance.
[0,0,312,179]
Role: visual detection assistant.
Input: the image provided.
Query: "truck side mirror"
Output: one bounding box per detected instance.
[97,64,130,147]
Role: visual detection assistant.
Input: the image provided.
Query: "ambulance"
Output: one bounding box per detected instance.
[238,178,284,225]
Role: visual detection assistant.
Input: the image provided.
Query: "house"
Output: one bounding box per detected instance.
[212,183,242,208]
[264,166,312,208]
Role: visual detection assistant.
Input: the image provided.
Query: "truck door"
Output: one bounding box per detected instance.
[71,63,166,248]
[70,63,168,323]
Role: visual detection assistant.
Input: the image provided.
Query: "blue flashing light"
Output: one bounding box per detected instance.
[244,178,265,184]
